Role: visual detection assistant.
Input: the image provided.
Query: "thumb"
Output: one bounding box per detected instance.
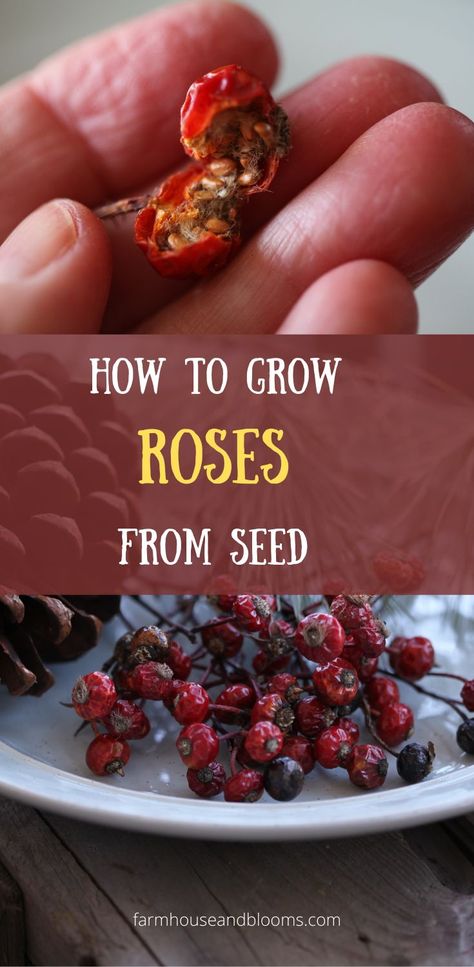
[0,200,111,333]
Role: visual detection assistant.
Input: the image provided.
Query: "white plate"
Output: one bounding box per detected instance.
[0,596,473,840]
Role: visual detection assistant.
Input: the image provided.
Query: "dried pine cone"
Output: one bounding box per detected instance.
[0,594,121,696]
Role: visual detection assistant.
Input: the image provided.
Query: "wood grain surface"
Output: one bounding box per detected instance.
[0,797,472,967]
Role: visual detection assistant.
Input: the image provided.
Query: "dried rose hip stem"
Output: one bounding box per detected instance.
[384,670,468,721]
[427,671,467,683]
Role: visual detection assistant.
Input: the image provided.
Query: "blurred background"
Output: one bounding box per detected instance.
[1,0,473,333]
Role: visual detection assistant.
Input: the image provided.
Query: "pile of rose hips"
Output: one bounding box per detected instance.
[69,594,474,803]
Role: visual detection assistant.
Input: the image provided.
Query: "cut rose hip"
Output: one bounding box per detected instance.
[135,165,241,279]
[180,65,290,192]
[134,65,290,278]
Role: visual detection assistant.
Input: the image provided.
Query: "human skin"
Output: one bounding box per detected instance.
[0,0,472,334]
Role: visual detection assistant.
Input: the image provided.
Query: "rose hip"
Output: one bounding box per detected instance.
[173,682,210,725]
[330,595,373,632]
[295,613,345,664]
[86,734,130,777]
[376,702,414,747]
[187,762,226,798]
[250,693,295,732]
[252,649,290,676]
[130,661,173,701]
[313,660,359,707]
[342,638,379,682]
[347,744,388,789]
[389,636,435,681]
[214,683,255,723]
[201,618,243,658]
[232,594,276,633]
[337,718,360,745]
[295,696,337,737]
[224,769,264,803]
[365,676,400,711]
[266,673,302,704]
[461,680,474,712]
[167,641,193,680]
[244,721,284,763]
[71,672,117,721]
[314,726,354,769]
[281,735,314,774]
[103,699,150,740]
[129,625,169,664]
[176,723,219,769]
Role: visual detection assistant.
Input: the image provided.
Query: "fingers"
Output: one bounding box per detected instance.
[247,55,442,234]
[0,1,278,241]
[0,201,111,332]
[104,54,443,331]
[279,260,418,334]
[143,103,474,334]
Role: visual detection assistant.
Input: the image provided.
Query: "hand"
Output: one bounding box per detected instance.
[0,0,472,335]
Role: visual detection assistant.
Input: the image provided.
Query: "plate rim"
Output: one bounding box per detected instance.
[1,740,473,840]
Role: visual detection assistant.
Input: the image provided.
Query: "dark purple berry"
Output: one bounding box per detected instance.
[457,719,474,754]
[396,742,435,783]
[263,756,305,801]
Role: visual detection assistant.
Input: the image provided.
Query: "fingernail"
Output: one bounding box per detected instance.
[0,201,78,281]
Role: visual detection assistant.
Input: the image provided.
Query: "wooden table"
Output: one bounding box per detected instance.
[0,796,473,966]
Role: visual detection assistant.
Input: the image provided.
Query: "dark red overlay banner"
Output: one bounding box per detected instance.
[0,335,472,594]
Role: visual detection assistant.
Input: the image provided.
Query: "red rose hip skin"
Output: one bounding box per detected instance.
[389,636,435,681]
[314,726,354,769]
[313,659,360,707]
[461,680,474,712]
[364,676,400,711]
[176,723,220,769]
[224,769,264,803]
[187,762,226,798]
[86,734,130,777]
[376,702,414,747]
[232,594,276,633]
[347,744,388,789]
[250,692,295,732]
[103,699,150,740]
[173,682,210,725]
[244,721,284,763]
[71,672,117,721]
[295,696,338,737]
[295,613,345,663]
[130,661,174,701]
